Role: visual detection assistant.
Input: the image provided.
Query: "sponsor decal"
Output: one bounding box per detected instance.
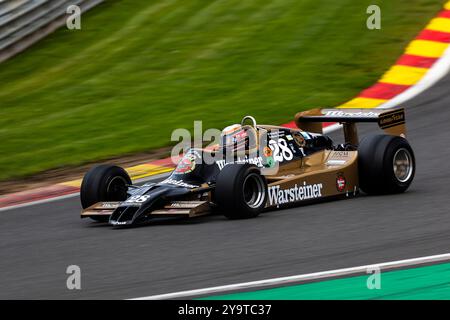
[324,110,379,118]
[286,134,293,141]
[100,203,118,209]
[216,156,264,170]
[336,174,346,192]
[326,160,346,166]
[268,130,285,140]
[111,221,127,225]
[161,178,199,189]
[293,133,306,147]
[169,202,185,208]
[175,154,196,174]
[168,201,199,208]
[266,156,275,168]
[378,110,405,129]
[327,151,350,166]
[330,151,349,158]
[263,146,273,157]
[268,182,323,206]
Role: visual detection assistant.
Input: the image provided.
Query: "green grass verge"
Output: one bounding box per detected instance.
[203,262,450,300]
[0,0,445,181]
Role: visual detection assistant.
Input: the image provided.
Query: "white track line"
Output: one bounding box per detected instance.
[0,193,81,212]
[130,253,450,300]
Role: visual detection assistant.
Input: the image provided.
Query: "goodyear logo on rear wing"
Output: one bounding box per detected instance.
[378,109,405,129]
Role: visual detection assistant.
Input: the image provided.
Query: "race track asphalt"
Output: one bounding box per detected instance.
[1,72,450,299]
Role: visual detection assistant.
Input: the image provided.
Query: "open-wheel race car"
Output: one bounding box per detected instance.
[80,107,415,226]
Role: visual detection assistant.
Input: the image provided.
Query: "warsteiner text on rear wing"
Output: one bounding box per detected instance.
[294,108,406,145]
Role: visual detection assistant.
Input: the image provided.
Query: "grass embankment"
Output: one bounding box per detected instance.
[0,0,445,181]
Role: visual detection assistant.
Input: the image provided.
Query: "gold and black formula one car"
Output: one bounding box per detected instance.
[80,108,415,226]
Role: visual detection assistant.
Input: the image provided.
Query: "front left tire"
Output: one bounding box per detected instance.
[215,164,268,219]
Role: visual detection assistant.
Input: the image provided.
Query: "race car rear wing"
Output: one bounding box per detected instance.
[294,108,406,145]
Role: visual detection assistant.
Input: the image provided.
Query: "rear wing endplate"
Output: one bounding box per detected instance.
[294,108,406,145]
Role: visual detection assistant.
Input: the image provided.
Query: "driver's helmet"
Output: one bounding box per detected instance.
[220,124,257,153]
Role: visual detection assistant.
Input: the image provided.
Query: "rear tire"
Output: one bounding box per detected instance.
[358,134,415,195]
[215,164,267,219]
[80,164,131,222]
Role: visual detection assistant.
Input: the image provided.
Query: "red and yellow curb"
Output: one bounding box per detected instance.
[1,2,450,209]
[336,3,450,109]
[0,161,176,209]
